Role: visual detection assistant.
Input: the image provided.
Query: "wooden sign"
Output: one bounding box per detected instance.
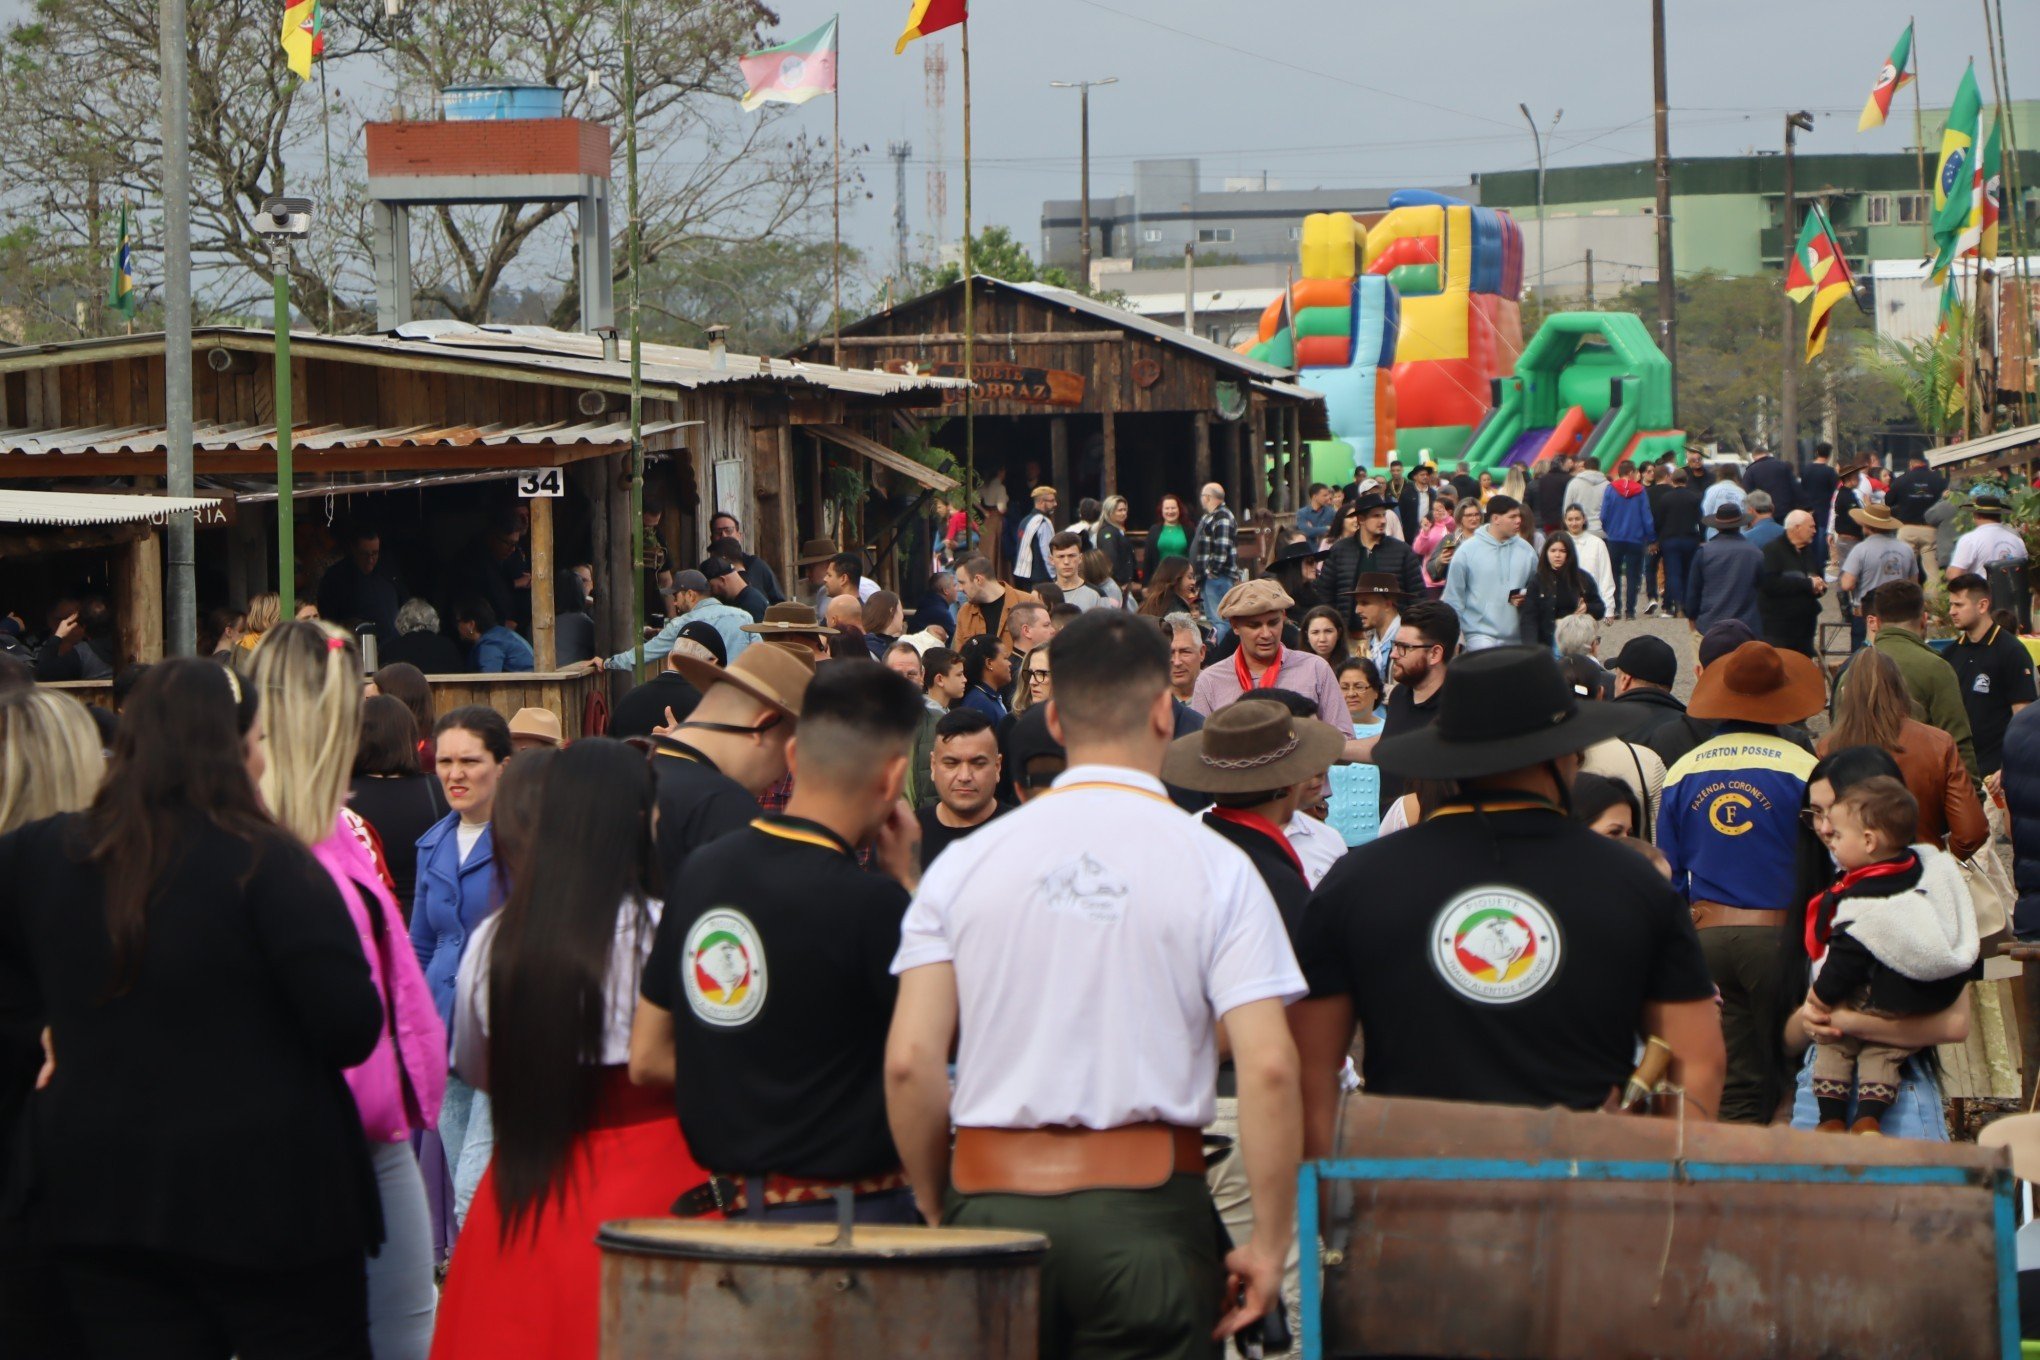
[1132,358,1162,389]
[892,361,1085,406]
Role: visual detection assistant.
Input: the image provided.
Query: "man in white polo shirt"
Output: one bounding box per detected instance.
[886,609,1305,1358]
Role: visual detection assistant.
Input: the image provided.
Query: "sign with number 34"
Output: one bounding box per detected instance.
[517,469,564,498]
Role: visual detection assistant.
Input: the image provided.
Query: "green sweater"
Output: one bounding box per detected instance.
[1843,628,1979,781]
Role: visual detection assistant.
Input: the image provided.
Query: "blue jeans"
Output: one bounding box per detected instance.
[1607,540,1646,616]
[1789,1045,1947,1138]
[437,1075,495,1233]
[1201,575,1236,645]
[1660,537,1697,616]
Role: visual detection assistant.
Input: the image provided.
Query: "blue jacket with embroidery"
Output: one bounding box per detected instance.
[1657,726,1817,911]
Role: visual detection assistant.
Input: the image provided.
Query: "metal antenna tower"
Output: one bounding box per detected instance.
[888,141,912,286]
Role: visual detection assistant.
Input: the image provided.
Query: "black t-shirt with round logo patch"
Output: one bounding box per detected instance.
[1295,800,1713,1111]
[1949,625,2038,775]
[653,815,910,1180]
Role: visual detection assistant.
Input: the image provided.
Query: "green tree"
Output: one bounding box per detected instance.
[640,236,862,356]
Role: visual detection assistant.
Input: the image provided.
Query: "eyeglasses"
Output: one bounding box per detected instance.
[1027,669,1051,684]
[1388,640,1436,654]
[1799,807,1832,829]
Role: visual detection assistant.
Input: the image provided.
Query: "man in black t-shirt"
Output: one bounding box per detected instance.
[1289,646,1725,1139]
[916,708,1009,869]
[634,661,927,1222]
[1949,573,2038,777]
[1365,600,1455,815]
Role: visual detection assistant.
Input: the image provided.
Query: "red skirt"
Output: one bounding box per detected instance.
[429,1069,715,1360]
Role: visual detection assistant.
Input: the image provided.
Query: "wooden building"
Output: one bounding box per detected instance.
[0,325,960,727]
[789,275,1326,521]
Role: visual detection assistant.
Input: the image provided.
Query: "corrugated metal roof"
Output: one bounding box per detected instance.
[0,418,692,458]
[1002,280,1299,379]
[1926,422,2040,470]
[0,489,222,526]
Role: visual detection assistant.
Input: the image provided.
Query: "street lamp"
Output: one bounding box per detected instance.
[254,195,312,615]
[1519,103,1562,299]
[1050,77,1118,288]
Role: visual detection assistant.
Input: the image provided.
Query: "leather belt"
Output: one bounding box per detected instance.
[951,1122,1204,1197]
[1690,899,1783,929]
[672,1167,908,1219]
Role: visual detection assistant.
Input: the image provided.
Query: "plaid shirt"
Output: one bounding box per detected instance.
[1190,504,1238,581]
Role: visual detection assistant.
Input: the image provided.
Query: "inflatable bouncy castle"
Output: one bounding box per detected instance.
[1243,192,1523,472]
[1241,213,1400,467]
[1458,312,1684,476]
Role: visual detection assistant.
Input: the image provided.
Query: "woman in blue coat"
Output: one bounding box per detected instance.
[410,705,512,1249]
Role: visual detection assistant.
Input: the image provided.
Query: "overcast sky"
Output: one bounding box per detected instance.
[777,0,2029,267]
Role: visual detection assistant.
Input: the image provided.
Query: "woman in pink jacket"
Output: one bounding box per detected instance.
[256,621,448,1360]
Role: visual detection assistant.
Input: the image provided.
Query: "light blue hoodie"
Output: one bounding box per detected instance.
[1441,525,1537,646]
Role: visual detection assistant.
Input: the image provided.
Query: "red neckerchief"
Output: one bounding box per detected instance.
[1208,807,1305,878]
[1233,646,1284,694]
[1803,851,1918,961]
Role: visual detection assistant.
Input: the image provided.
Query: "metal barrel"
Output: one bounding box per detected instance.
[597,1219,1047,1359]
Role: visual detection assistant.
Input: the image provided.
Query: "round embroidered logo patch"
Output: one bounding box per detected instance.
[1431,887,1562,1004]
[683,908,767,1027]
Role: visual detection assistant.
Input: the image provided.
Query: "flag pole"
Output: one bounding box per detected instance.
[319,60,336,333]
[831,13,842,367]
[961,15,975,524]
[1909,17,1929,255]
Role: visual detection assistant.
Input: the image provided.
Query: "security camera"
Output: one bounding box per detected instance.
[253,196,314,239]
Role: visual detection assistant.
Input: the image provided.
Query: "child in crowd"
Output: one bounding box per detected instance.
[1807,777,1977,1134]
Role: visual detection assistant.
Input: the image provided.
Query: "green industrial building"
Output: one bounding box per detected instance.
[1475,101,2040,296]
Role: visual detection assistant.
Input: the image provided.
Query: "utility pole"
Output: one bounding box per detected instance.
[1051,77,1117,288]
[253,197,312,615]
[159,0,194,653]
[1780,110,1816,466]
[1584,248,1594,305]
[1518,103,1561,300]
[623,0,645,674]
[888,141,912,291]
[1651,0,1678,405]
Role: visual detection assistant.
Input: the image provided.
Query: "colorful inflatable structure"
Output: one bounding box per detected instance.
[1459,312,1684,476]
[1243,191,1523,473]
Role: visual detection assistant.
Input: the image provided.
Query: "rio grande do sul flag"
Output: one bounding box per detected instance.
[1857,22,1914,132]
[1784,205,1857,361]
[739,18,838,113]
[280,0,323,81]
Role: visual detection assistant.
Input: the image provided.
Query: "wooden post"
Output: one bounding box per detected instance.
[1049,416,1070,513]
[1101,410,1117,503]
[116,528,164,664]
[1250,401,1268,514]
[1192,413,1211,492]
[529,490,556,671]
[776,423,798,593]
[1226,420,1244,512]
[1290,408,1306,511]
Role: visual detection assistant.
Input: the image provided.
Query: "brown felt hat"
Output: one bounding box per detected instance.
[1351,571,1408,602]
[1162,696,1345,794]
[673,641,814,720]
[1685,640,1826,726]
[740,601,839,638]
[797,537,839,565]
[1848,503,1900,533]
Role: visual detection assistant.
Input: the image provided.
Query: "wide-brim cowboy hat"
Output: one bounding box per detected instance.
[1708,502,1752,530]
[1372,645,1644,781]
[1351,571,1409,602]
[1348,492,1393,517]
[797,537,840,565]
[1686,640,1826,726]
[1848,503,1900,533]
[1269,538,1331,568]
[1162,697,1346,794]
[673,639,814,720]
[741,601,840,637]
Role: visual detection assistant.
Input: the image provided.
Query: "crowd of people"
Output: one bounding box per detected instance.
[1,439,2037,1360]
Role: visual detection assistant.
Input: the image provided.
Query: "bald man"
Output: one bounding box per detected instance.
[1190,481,1239,644]
[1758,509,1826,657]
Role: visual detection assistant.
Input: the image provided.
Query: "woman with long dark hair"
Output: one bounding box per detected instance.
[372,662,437,770]
[861,590,905,660]
[1519,530,1606,648]
[257,620,447,1360]
[1300,605,1351,665]
[1137,555,1201,624]
[1142,493,1193,579]
[431,739,713,1359]
[349,695,448,922]
[1780,745,1970,1137]
[0,659,383,1355]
